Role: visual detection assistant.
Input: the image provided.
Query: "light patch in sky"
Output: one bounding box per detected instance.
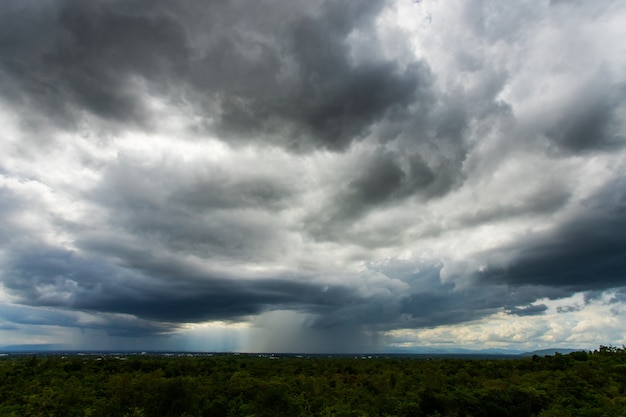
[386,291,626,352]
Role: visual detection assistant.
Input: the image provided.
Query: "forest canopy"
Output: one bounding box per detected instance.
[1,346,625,417]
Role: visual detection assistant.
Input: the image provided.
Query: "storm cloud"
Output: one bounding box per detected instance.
[1,0,625,352]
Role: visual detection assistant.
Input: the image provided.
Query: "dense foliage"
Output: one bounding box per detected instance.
[1,346,625,417]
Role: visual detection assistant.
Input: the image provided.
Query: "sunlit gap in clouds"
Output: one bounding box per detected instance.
[385,291,626,352]
[179,320,252,352]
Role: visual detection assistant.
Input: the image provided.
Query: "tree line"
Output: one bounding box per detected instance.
[1,346,625,416]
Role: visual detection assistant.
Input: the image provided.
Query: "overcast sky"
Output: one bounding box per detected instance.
[1,0,625,353]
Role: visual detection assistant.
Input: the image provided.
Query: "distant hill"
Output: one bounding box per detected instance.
[386,346,525,356]
[0,343,66,352]
[522,348,583,356]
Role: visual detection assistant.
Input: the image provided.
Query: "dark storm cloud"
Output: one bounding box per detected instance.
[0,303,79,328]
[329,152,430,209]
[477,178,626,291]
[481,213,626,290]
[349,152,407,207]
[347,152,435,207]
[0,303,171,337]
[76,278,350,324]
[545,83,626,153]
[2,242,367,330]
[398,281,566,328]
[0,0,190,130]
[1,0,432,151]
[352,261,565,330]
[189,0,431,150]
[400,290,482,327]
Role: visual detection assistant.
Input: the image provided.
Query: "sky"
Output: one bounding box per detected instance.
[0,0,625,353]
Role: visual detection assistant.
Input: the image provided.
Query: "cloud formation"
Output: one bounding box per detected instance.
[1,0,625,352]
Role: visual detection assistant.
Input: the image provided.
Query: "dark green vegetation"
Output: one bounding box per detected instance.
[1,347,625,417]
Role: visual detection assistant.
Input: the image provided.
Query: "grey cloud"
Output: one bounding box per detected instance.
[0,0,190,130]
[85,155,296,260]
[203,2,430,151]
[348,152,406,207]
[348,152,436,206]
[546,83,626,153]
[3,244,138,308]
[0,298,173,338]
[2,230,476,337]
[0,188,24,245]
[399,282,566,329]
[304,150,443,245]
[481,213,626,290]
[583,288,626,306]
[459,2,539,44]
[0,303,79,328]
[96,318,174,338]
[97,153,294,211]
[364,261,565,329]
[172,177,291,211]
[400,290,481,327]
[2,242,370,332]
[303,291,406,330]
[1,0,476,266]
[1,0,433,152]
[556,304,582,313]
[477,178,626,291]
[335,152,424,219]
[583,290,607,304]
[458,187,571,228]
[613,287,626,302]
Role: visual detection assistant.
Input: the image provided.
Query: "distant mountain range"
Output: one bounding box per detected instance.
[521,348,583,356]
[375,346,586,357]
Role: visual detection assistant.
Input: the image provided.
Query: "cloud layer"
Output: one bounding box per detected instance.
[1,0,625,352]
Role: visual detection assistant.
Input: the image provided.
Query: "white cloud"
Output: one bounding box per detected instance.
[386,291,626,351]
